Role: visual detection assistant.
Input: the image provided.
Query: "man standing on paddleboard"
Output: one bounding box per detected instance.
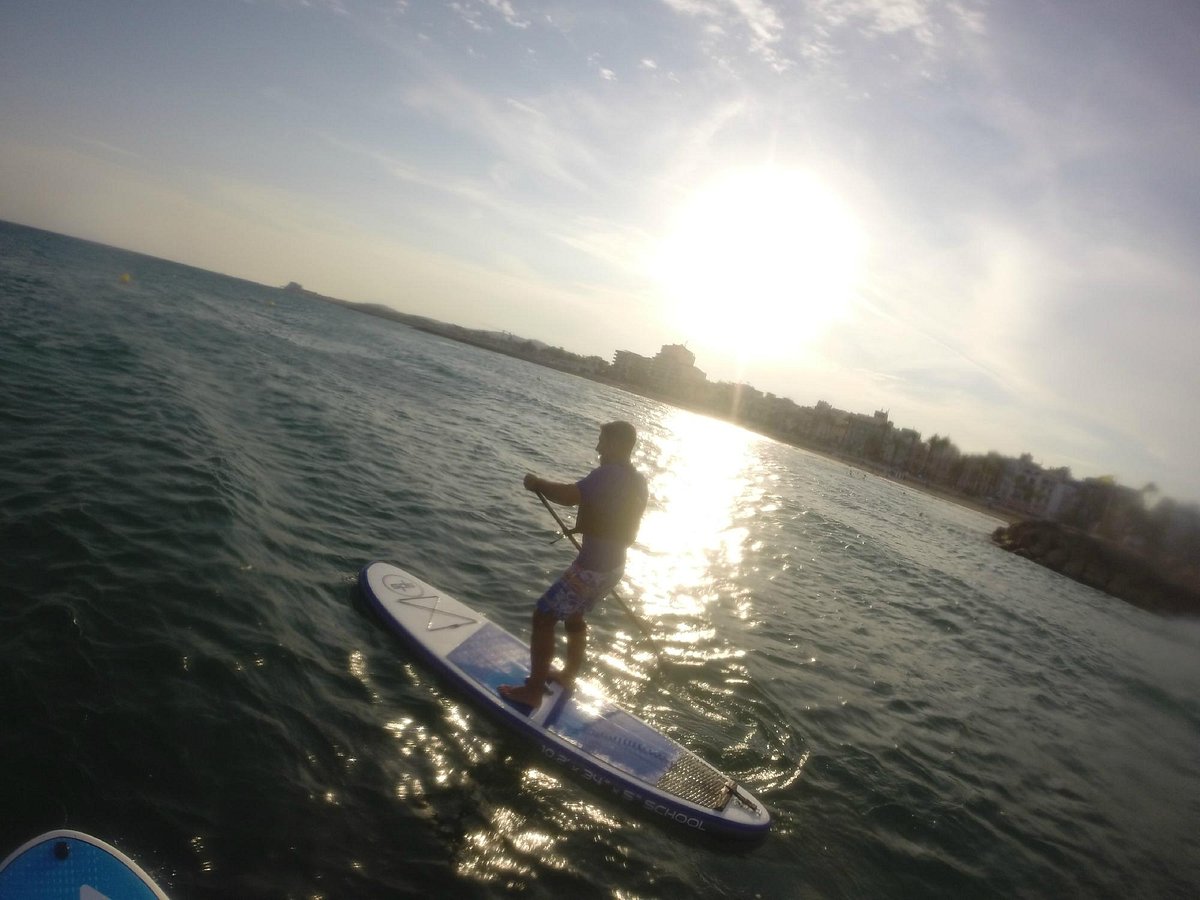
[500,421,648,710]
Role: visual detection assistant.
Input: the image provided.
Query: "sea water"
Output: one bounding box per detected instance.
[2,220,1198,898]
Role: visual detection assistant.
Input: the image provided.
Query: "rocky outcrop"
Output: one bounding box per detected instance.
[992,519,1200,616]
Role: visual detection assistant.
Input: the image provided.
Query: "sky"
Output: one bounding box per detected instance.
[2,0,1199,504]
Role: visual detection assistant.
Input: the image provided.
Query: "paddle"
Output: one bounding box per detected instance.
[534,489,665,663]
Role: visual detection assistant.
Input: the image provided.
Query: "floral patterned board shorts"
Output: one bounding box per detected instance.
[536,559,624,621]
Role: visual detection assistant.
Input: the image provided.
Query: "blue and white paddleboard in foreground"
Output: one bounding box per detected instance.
[360,561,771,840]
[0,829,169,899]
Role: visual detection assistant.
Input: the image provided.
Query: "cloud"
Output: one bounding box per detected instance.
[396,75,602,195]
[446,0,531,32]
[71,136,145,161]
[658,0,986,77]
[481,0,530,29]
[809,0,979,47]
[660,0,789,70]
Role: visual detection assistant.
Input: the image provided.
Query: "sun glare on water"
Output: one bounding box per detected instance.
[654,167,866,360]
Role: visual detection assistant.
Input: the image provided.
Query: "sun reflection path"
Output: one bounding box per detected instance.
[448,765,631,888]
[368,411,794,876]
[626,408,767,655]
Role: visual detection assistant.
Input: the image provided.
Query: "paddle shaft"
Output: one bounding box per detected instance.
[534,490,664,660]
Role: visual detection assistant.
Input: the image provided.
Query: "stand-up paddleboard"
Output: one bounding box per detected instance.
[360,561,771,840]
[0,829,169,899]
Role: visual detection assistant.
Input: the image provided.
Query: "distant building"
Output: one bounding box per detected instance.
[603,343,1195,564]
[654,343,696,369]
[810,400,850,448]
[612,344,707,400]
[611,350,653,382]
[922,435,961,483]
[651,344,707,395]
[1042,473,1080,520]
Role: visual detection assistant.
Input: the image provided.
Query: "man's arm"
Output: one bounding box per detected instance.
[524,473,581,506]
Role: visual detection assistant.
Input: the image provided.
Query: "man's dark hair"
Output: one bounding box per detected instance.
[602,420,637,458]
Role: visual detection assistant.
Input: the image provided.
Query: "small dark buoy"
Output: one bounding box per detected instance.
[54,841,70,860]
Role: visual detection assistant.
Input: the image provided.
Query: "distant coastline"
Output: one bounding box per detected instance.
[991,520,1200,616]
[282,282,1014,519]
[283,282,1199,616]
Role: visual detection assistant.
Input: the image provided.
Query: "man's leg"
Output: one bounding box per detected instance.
[500,609,557,709]
[527,608,557,688]
[552,614,586,690]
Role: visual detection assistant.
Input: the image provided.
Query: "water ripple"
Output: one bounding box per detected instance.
[2,223,1199,898]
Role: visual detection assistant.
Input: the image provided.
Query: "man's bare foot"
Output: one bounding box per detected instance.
[499,682,545,709]
[548,668,576,692]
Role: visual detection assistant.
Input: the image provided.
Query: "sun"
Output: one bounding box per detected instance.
[653,167,866,361]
